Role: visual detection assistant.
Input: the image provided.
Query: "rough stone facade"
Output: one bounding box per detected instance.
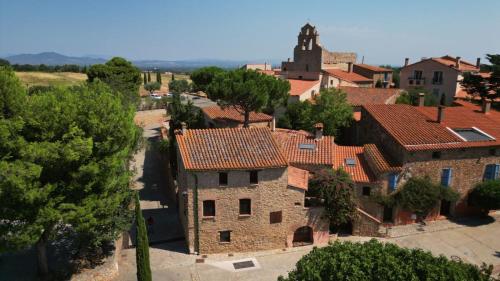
[281,23,356,81]
[177,162,329,254]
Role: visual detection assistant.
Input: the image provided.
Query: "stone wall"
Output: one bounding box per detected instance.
[177,166,329,254]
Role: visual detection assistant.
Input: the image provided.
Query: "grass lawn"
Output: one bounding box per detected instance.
[15,71,87,87]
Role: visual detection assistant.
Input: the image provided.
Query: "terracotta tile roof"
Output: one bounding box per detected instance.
[432,56,479,72]
[363,144,401,175]
[176,127,288,171]
[202,105,272,124]
[288,166,309,190]
[354,64,392,72]
[339,86,400,106]
[363,103,500,151]
[323,69,373,83]
[272,128,335,166]
[334,146,376,183]
[288,79,320,96]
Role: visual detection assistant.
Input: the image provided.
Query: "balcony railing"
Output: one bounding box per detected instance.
[408,77,425,86]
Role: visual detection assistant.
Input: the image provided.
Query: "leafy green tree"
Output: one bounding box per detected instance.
[190,66,225,92]
[309,168,357,229]
[87,57,142,106]
[279,88,353,137]
[147,71,151,82]
[395,177,458,221]
[168,79,191,94]
[279,239,495,281]
[134,193,151,281]
[468,180,500,214]
[0,58,10,67]
[156,71,162,84]
[0,67,139,277]
[375,79,383,88]
[462,54,500,100]
[144,82,161,94]
[396,87,438,106]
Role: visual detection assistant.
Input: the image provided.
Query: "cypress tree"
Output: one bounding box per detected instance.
[135,193,152,281]
[171,73,175,81]
[143,73,147,85]
[156,71,162,84]
[147,71,151,82]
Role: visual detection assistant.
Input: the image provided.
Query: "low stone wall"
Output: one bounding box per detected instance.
[70,236,123,281]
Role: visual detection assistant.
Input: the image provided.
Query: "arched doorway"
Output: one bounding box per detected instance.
[293,226,313,246]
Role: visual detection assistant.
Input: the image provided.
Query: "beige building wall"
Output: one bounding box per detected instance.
[321,75,359,89]
[177,165,329,254]
[400,60,461,105]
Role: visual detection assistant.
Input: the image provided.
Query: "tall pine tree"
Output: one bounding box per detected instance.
[156,72,162,84]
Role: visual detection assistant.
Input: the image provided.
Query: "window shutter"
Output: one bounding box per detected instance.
[494,164,500,179]
[484,164,494,181]
[389,174,398,191]
[441,168,452,186]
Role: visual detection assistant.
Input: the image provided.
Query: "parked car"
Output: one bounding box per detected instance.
[150,93,162,100]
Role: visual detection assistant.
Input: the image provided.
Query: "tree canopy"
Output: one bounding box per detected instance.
[190,66,225,92]
[207,69,290,127]
[468,179,500,213]
[278,239,495,281]
[87,57,142,107]
[0,66,139,277]
[396,87,438,106]
[144,82,161,94]
[278,88,353,136]
[461,54,500,101]
[168,79,191,94]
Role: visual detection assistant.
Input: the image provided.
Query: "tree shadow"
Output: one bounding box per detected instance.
[448,215,495,227]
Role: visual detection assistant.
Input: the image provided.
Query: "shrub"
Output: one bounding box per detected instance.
[278,240,495,281]
[468,180,500,213]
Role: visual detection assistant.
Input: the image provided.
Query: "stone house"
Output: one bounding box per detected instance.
[352,64,393,88]
[400,55,481,105]
[356,99,500,225]
[201,105,272,128]
[175,127,329,254]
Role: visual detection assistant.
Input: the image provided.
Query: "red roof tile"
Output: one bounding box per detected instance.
[334,146,376,183]
[323,69,373,83]
[339,86,400,106]
[272,129,335,166]
[354,64,392,72]
[288,79,320,96]
[363,103,500,151]
[176,127,288,171]
[202,105,272,124]
[432,56,479,72]
[288,166,309,190]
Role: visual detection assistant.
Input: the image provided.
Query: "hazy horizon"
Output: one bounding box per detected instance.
[1,0,499,66]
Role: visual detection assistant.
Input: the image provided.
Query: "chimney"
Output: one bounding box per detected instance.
[456,56,461,69]
[437,106,445,123]
[476,58,481,68]
[418,93,425,107]
[181,122,187,134]
[482,99,491,114]
[314,123,324,140]
[347,62,353,73]
[287,58,291,62]
[271,115,276,131]
[404,58,409,67]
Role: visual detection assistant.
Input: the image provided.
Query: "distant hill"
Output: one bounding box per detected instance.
[5,52,106,66]
[2,52,281,71]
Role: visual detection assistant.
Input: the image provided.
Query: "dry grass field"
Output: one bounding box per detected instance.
[15,71,87,87]
[140,72,191,96]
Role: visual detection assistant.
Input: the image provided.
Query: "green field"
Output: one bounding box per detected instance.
[15,71,87,87]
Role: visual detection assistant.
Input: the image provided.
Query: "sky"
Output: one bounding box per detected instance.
[1,0,499,65]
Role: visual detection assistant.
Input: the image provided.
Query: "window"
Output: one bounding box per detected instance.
[362,186,371,196]
[249,171,259,184]
[383,207,393,223]
[294,202,302,206]
[270,211,282,224]
[384,72,388,81]
[414,70,423,80]
[484,164,500,181]
[441,168,453,187]
[432,71,443,84]
[219,231,231,243]
[219,172,228,186]
[388,174,398,191]
[203,200,215,217]
[432,151,442,159]
[239,199,251,215]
